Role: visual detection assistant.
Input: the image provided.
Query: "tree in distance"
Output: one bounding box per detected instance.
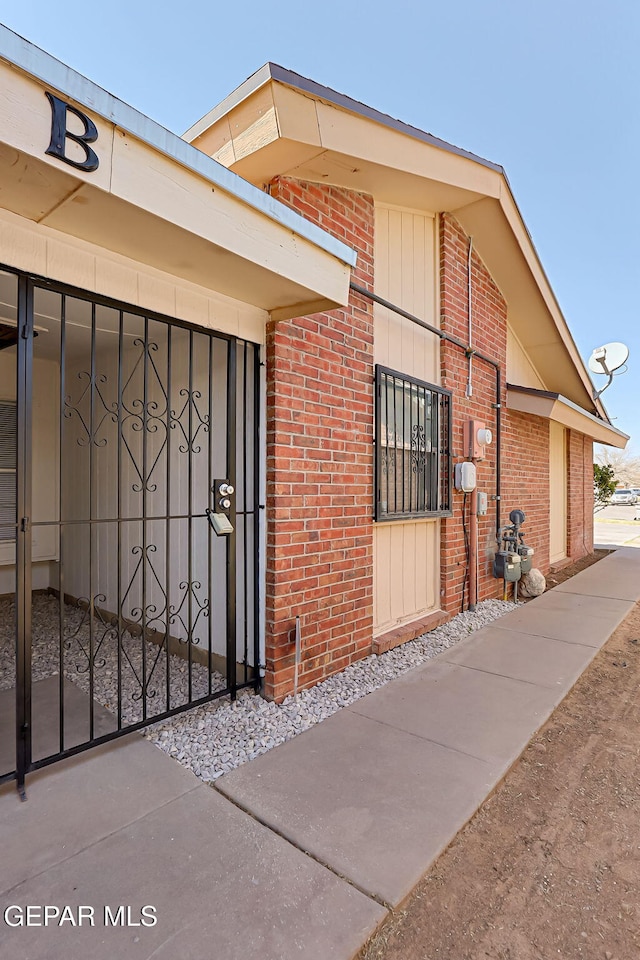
[593,463,617,513]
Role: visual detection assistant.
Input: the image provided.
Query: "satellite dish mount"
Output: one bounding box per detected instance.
[588,341,629,400]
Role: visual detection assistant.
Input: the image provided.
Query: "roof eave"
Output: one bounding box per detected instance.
[507,384,628,448]
[0,29,356,271]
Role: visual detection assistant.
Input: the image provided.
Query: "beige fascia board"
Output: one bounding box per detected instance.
[190,64,607,413]
[203,75,503,201]
[0,26,356,281]
[184,63,276,142]
[311,98,502,199]
[453,197,600,414]
[496,180,606,418]
[507,385,628,448]
[185,62,504,174]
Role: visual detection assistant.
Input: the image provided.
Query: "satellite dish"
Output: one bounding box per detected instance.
[588,342,629,376]
[588,341,630,400]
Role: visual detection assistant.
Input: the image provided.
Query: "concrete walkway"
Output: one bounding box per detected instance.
[2,546,639,959]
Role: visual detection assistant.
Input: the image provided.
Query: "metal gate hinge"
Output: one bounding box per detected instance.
[20,517,30,533]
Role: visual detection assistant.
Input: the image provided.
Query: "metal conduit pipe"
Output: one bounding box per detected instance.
[349,280,502,536]
[466,237,473,399]
[495,366,502,534]
[466,237,476,608]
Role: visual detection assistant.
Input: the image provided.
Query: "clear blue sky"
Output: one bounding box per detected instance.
[2,2,638,450]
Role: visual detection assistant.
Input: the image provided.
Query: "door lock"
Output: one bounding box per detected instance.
[207,479,234,536]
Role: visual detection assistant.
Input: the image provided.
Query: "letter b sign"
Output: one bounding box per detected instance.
[45,92,99,172]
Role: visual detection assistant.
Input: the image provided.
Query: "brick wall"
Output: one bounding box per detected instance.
[261,198,594,696]
[263,177,375,700]
[500,411,551,574]
[440,214,593,612]
[440,213,506,610]
[567,430,594,559]
[439,212,570,610]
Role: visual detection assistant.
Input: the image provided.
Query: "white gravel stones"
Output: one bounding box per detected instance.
[145,598,514,782]
[0,593,515,782]
[0,594,224,725]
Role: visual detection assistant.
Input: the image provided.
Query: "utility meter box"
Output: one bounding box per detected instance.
[517,544,534,574]
[454,461,477,493]
[463,419,493,460]
[493,550,522,582]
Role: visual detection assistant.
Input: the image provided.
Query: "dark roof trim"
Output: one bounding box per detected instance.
[507,383,629,442]
[185,62,504,175]
[507,383,560,403]
[507,383,629,440]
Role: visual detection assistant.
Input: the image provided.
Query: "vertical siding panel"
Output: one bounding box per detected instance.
[388,524,405,621]
[414,519,427,612]
[402,520,416,614]
[549,421,567,562]
[373,205,441,635]
[400,212,414,372]
[425,221,438,384]
[386,210,403,372]
[374,206,390,366]
[373,525,390,631]
[413,215,427,379]
[428,520,439,609]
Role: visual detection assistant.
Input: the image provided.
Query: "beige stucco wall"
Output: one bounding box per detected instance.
[373,204,441,636]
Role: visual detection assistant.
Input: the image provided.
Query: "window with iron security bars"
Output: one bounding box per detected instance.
[375,366,452,521]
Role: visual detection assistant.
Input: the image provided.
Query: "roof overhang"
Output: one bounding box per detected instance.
[507,384,628,448]
[184,63,609,417]
[0,30,356,320]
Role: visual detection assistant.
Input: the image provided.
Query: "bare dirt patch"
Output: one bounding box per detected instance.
[361,582,640,960]
[543,549,611,592]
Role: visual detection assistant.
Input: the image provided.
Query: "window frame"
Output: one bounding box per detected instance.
[374,364,452,522]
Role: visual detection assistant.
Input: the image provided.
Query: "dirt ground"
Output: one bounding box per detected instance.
[543,549,611,591]
[361,550,640,960]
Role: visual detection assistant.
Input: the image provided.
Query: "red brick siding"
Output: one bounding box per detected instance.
[500,411,551,575]
[567,431,594,559]
[262,196,594,695]
[439,213,567,609]
[440,213,506,610]
[264,177,374,701]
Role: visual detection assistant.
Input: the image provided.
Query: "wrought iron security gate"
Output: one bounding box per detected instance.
[0,269,260,794]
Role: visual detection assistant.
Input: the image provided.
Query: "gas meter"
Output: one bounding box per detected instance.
[517,544,534,574]
[493,550,521,582]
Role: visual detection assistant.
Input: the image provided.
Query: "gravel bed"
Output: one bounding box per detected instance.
[0,593,224,724]
[145,599,515,781]
[0,595,515,780]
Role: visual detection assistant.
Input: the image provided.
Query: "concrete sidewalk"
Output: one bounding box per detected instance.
[2,547,639,959]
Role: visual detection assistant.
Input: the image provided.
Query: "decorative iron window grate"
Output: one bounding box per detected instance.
[375,366,451,520]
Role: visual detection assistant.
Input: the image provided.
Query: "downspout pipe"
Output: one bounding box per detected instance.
[469,487,478,611]
[495,366,502,535]
[349,281,502,533]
